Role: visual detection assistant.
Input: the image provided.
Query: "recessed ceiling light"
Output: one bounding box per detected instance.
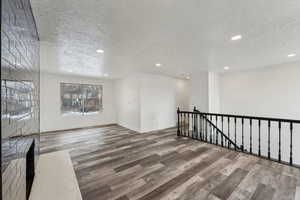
[231,35,242,41]
[103,73,109,77]
[224,66,229,70]
[155,63,162,67]
[287,53,296,57]
[96,49,104,54]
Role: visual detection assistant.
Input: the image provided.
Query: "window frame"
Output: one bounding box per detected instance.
[60,82,103,115]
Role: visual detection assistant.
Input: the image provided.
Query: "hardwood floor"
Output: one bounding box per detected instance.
[40,125,300,200]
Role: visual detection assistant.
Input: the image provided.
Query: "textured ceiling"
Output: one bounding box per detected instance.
[31,0,300,78]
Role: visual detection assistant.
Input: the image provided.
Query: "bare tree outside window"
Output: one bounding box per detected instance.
[60,83,103,115]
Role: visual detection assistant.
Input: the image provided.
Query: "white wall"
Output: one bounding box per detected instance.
[114,73,189,133]
[220,62,300,119]
[188,71,209,112]
[218,62,300,165]
[208,72,220,113]
[41,71,189,133]
[114,74,141,132]
[40,73,117,132]
[140,74,189,132]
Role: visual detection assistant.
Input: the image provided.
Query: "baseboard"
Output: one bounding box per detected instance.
[117,123,177,134]
[40,124,177,135]
[40,123,118,134]
[117,123,141,133]
[139,126,177,134]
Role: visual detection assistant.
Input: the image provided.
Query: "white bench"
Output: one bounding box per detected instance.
[296,187,300,200]
[29,151,82,200]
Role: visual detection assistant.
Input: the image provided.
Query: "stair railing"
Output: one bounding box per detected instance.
[177,107,300,168]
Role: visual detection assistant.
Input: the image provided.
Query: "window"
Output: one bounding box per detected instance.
[60,83,103,115]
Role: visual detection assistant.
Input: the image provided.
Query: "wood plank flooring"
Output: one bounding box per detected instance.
[40,125,300,200]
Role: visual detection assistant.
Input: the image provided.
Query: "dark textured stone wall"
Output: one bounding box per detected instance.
[1,0,40,199]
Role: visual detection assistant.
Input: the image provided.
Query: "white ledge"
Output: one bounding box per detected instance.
[29,151,82,200]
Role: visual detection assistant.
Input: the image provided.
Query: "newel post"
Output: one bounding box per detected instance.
[177,107,180,136]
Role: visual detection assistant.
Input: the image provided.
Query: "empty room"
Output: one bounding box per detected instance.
[1,0,300,200]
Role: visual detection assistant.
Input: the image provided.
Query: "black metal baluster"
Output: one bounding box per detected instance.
[250,119,252,154]
[258,120,261,156]
[191,113,194,139]
[185,113,187,137]
[199,114,201,140]
[186,113,188,137]
[197,114,200,140]
[202,115,204,140]
[242,118,244,151]
[201,114,203,140]
[228,117,230,148]
[199,114,202,140]
[290,122,293,165]
[190,113,192,138]
[203,115,205,141]
[195,113,197,139]
[234,117,237,151]
[194,113,197,139]
[278,121,281,162]
[203,115,206,141]
[221,116,224,147]
[210,115,212,143]
[184,113,186,136]
[216,116,218,145]
[192,113,197,139]
[195,114,200,140]
[205,115,208,142]
[182,113,184,136]
[177,108,180,136]
[268,120,271,159]
[180,113,183,136]
[188,113,190,137]
[214,126,216,144]
[196,113,198,139]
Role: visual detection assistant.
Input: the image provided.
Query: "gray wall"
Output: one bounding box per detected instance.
[1,0,40,199]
